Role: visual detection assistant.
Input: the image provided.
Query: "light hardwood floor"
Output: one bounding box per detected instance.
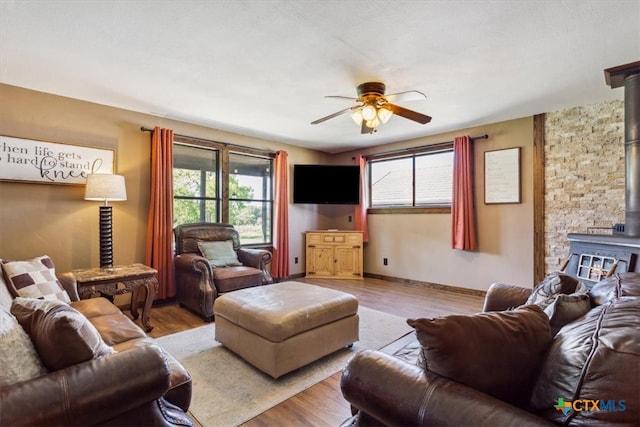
[146,277,485,427]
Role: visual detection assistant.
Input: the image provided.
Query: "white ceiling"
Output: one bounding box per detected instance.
[1,1,638,153]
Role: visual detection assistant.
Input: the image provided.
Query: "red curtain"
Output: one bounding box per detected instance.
[271,150,289,279]
[145,127,175,299]
[451,135,478,250]
[353,154,369,242]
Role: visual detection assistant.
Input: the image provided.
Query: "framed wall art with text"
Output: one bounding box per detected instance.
[0,135,115,185]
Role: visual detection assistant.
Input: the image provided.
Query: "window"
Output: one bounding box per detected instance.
[173,142,274,246]
[173,143,219,224]
[229,152,273,245]
[369,148,453,208]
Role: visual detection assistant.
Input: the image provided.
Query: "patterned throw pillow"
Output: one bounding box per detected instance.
[525,272,582,311]
[2,256,70,303]
[0,258,14,311]
[0,305,47,386]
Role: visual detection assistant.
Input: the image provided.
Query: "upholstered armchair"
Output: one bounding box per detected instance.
[173,222,273,322]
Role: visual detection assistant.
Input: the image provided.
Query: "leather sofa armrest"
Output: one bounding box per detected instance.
[174,252,210,271]
[174,253,215,290]
[237,248,273,283]
[57,271,80,301]
[341,350,553,427]
[0,345,171,426]
[174,253,217,321]
[482,282,533,312]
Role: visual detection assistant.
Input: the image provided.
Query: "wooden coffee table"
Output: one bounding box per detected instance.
[71,263,159,332]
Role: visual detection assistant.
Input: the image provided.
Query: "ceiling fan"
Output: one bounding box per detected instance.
[310,82,432,134]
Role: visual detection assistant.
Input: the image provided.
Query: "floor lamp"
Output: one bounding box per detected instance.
[84,173,127,268]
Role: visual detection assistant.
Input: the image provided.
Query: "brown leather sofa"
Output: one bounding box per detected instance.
[174,222,273,321]
[341,273,640,426]
[0,272,193,427]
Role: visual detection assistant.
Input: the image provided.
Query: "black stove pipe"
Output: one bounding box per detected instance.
[623,72,640,236]
[606,62,640,237]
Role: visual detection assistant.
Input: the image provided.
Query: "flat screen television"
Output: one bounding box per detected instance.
[293,164,360,205]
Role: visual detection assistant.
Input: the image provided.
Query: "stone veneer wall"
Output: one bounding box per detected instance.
[544,99,625,273]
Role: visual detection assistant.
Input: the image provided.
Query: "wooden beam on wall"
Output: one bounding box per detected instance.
[533,113,546,284]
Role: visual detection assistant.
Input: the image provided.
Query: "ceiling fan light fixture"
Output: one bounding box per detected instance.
[361,104,377,121]
[350,109,363,125]
[366,117,381,128]
[377,105,393,123]
[310,81,431,133]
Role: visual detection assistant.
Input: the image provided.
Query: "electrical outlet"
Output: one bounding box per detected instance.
[348,215,352,222]
[294,257,299,264]
[383,258,388,266]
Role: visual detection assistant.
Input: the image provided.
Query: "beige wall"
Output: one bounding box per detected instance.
[0,83,329,274]
[1,83,624,293]
[333,117,535,291]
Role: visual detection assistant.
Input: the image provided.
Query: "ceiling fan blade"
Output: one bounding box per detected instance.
[361,120,375,134]
[385,90,427,103]
[388,103,432,124]
[311,107,354,125]
[325,95,358,101]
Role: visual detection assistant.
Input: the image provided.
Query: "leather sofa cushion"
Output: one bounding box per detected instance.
[530,296,640,425]
[544,293,591,336]
[176,224,241,254]
[70,297,122,318]
[213,266,264,293]
[11,297,115,371]
[407,304,551,408]
[72,298,147,346]
[590,272,640,305]
[74,299,193,413]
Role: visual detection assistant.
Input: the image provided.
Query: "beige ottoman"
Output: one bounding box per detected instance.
[213,281,359,378]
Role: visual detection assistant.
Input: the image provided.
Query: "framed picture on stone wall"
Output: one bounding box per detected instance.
[484,147,521,204]
[0,135,115,185]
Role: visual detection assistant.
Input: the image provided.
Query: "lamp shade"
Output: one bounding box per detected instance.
[84,174,127,202]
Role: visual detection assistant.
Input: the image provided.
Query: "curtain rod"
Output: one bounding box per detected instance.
[364,134,489,160]
[140,126,277,156]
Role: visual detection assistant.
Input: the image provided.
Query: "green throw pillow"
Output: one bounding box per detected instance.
[197,240,243,268]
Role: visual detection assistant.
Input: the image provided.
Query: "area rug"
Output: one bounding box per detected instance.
[155,306,413,427]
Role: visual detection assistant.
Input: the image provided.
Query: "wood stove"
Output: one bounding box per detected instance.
[566,232,640,286]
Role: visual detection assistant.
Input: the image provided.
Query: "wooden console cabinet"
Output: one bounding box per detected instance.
[305,230,363,279]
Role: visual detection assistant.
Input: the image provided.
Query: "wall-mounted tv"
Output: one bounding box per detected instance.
[293,164,360,205]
